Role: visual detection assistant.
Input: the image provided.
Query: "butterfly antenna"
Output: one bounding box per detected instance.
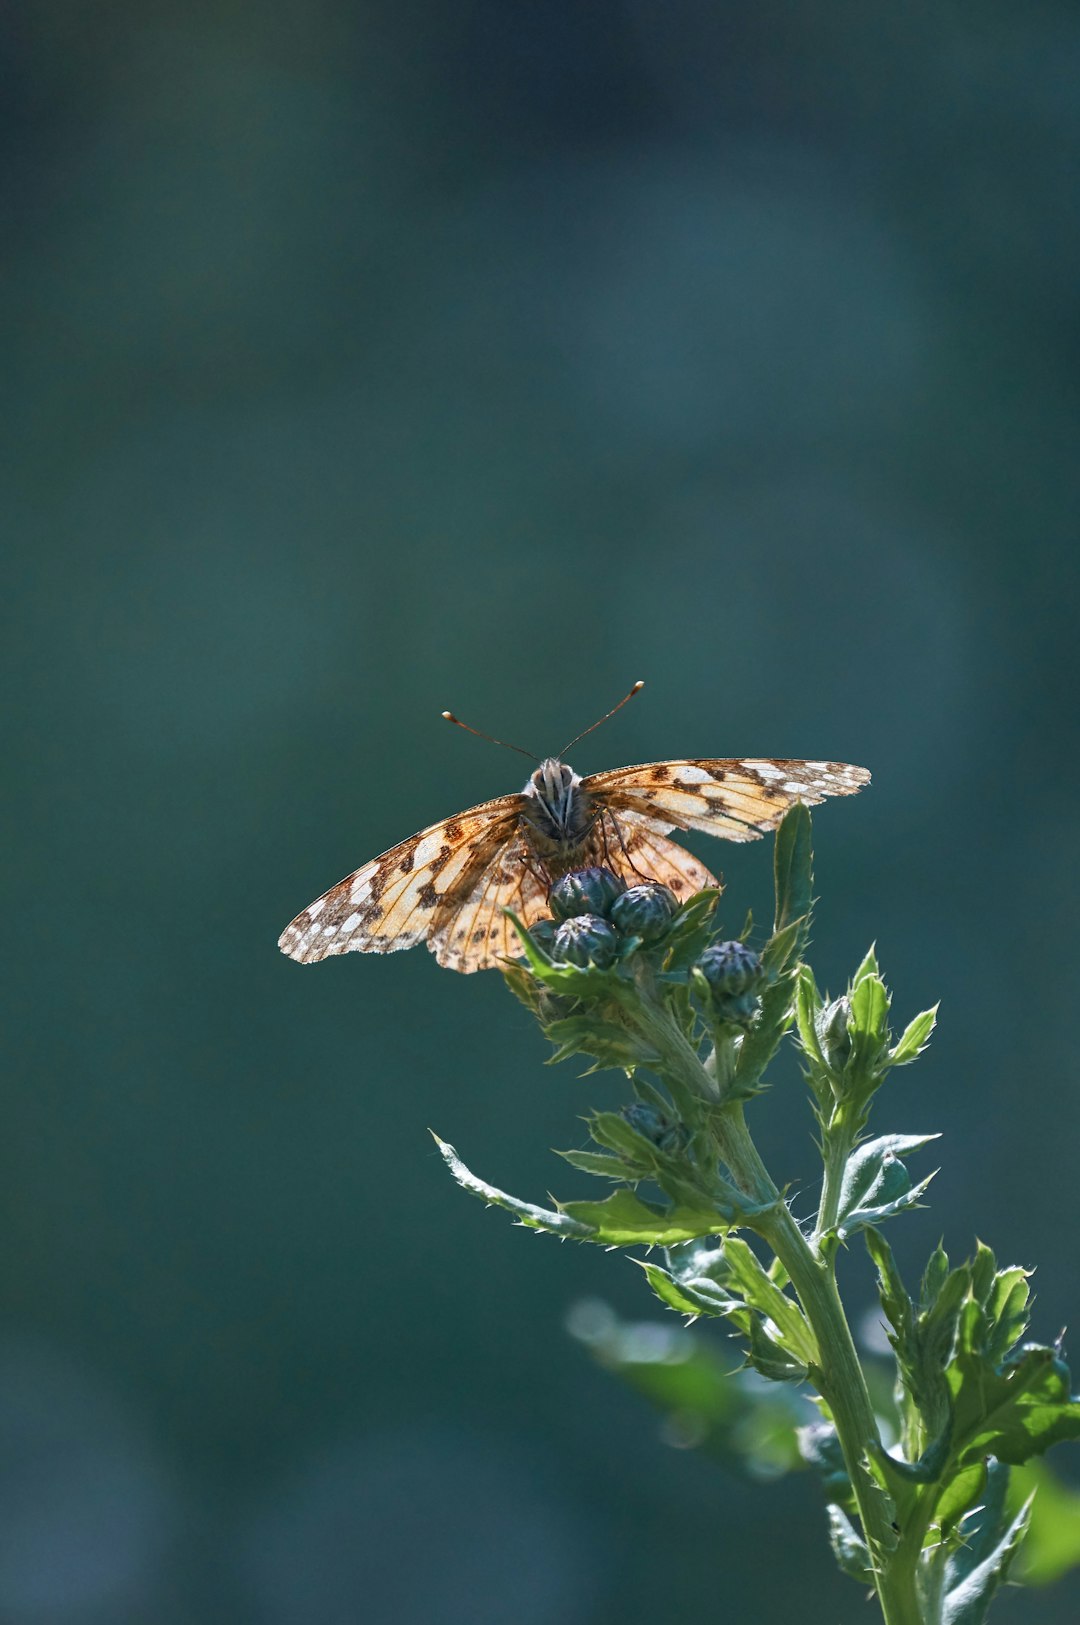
[441,710,539,762]
[559,679,645,756]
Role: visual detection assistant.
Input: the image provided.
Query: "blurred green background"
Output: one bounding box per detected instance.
[7,2,1080,1620]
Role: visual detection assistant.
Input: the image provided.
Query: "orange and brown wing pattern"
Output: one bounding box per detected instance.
[587,759,870,842]
[595,811,720,900]
[430,837,551,973]
[278,794,523,964]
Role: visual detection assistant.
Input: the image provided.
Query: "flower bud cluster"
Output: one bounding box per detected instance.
[695,939,766,1026]
[530,867,679,969]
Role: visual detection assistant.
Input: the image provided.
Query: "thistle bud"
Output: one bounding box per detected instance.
[552,913,619,969]
[550,867,627,921]
[621,1101,683,1153]
[816,995,853,1069]
[609,883,678,943]
[696,940,765,1024]
[527,918,558,956]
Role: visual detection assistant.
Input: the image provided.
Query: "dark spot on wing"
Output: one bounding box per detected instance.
[472,928,486,943]
[398,847,415,874]
[417,882,439,909]
[445,819,464,842]
[650,764,671,783]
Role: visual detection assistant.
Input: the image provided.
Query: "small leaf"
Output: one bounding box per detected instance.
[828,1505,874,1584]
[555,1148,634,1180]
[848,970,890,1044]
[798,1421,857,1511]
[890,1004,939,1066]
[772,802,813,938]
[835,1133,940,1238]
[721,1237,818,1364]
[943,1464,1031,1625]
[638,1261,723,1318]
[795,962,822,1036]
[936,1460,989,1539]
[731,973,798,1095]
[865,1230,913,1350]
[760,916,806,979]
[433,1134,593,1238]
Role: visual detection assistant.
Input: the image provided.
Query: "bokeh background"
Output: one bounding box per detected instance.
[7,3,1080,1621]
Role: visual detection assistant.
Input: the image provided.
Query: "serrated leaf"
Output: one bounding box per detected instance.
[943,1465,1030,1625]
[935,1460,989,1540]
[852,944,880,986]
[798,1421,856,1510]
[890,1004,939,1065]
[660,889,722,973]
[836,1133,940,1238]
[586,1110,662,1164]
[731,974,798,1096]
[773,802,813,937]
[865,1230,913,1349]
[638,1261,722,1317]
[557,1188,726,1246]
[828,1505,874,1583]
[555,1148,633,1180]
[849,970,890,1042]
[721,1237,818,1364]
[842,1174,937,1236]
[433,1134,594,1238]
[761,917,806,980]
[747,1316,809,1383]
[795,966,825,1062]
[950,1341,1080,1467]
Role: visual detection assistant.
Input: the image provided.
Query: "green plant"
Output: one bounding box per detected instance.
[435,806,1080,1625]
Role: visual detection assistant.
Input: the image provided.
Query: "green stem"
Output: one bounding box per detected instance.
[717,1111,923,1625]
[633,997,924,1625]
[815,1110,857,1242]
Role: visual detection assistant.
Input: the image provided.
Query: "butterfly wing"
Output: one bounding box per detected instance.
[586,759,870,842]
[594,812,720,899]
[430,837,551,972]
[278,794,523,964]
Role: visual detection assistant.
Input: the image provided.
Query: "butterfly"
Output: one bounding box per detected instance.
[278,684,870,974]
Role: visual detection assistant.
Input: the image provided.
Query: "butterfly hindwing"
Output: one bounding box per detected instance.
[596,812,720,899]
[431,838,551,972]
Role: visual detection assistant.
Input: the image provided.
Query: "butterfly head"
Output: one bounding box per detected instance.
[522,757,592,847]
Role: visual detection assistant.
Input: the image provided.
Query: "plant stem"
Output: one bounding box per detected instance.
[633,997,924,1621]
[814,1111,856,1242]
[717,1106,924,1625]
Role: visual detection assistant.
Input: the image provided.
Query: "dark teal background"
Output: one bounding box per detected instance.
[7,4,1080,1620]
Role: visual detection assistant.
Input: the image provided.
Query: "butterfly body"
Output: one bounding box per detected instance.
[279,750,870,975]
[519,758,595,869]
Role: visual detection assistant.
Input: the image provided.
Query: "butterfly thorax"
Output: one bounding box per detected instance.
[519,758,595,871]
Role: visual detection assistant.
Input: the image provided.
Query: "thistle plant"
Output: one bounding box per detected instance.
[434,807,1080,1625]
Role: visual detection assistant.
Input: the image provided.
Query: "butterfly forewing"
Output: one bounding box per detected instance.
[278,794,522,964]
[586,759,870,841]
